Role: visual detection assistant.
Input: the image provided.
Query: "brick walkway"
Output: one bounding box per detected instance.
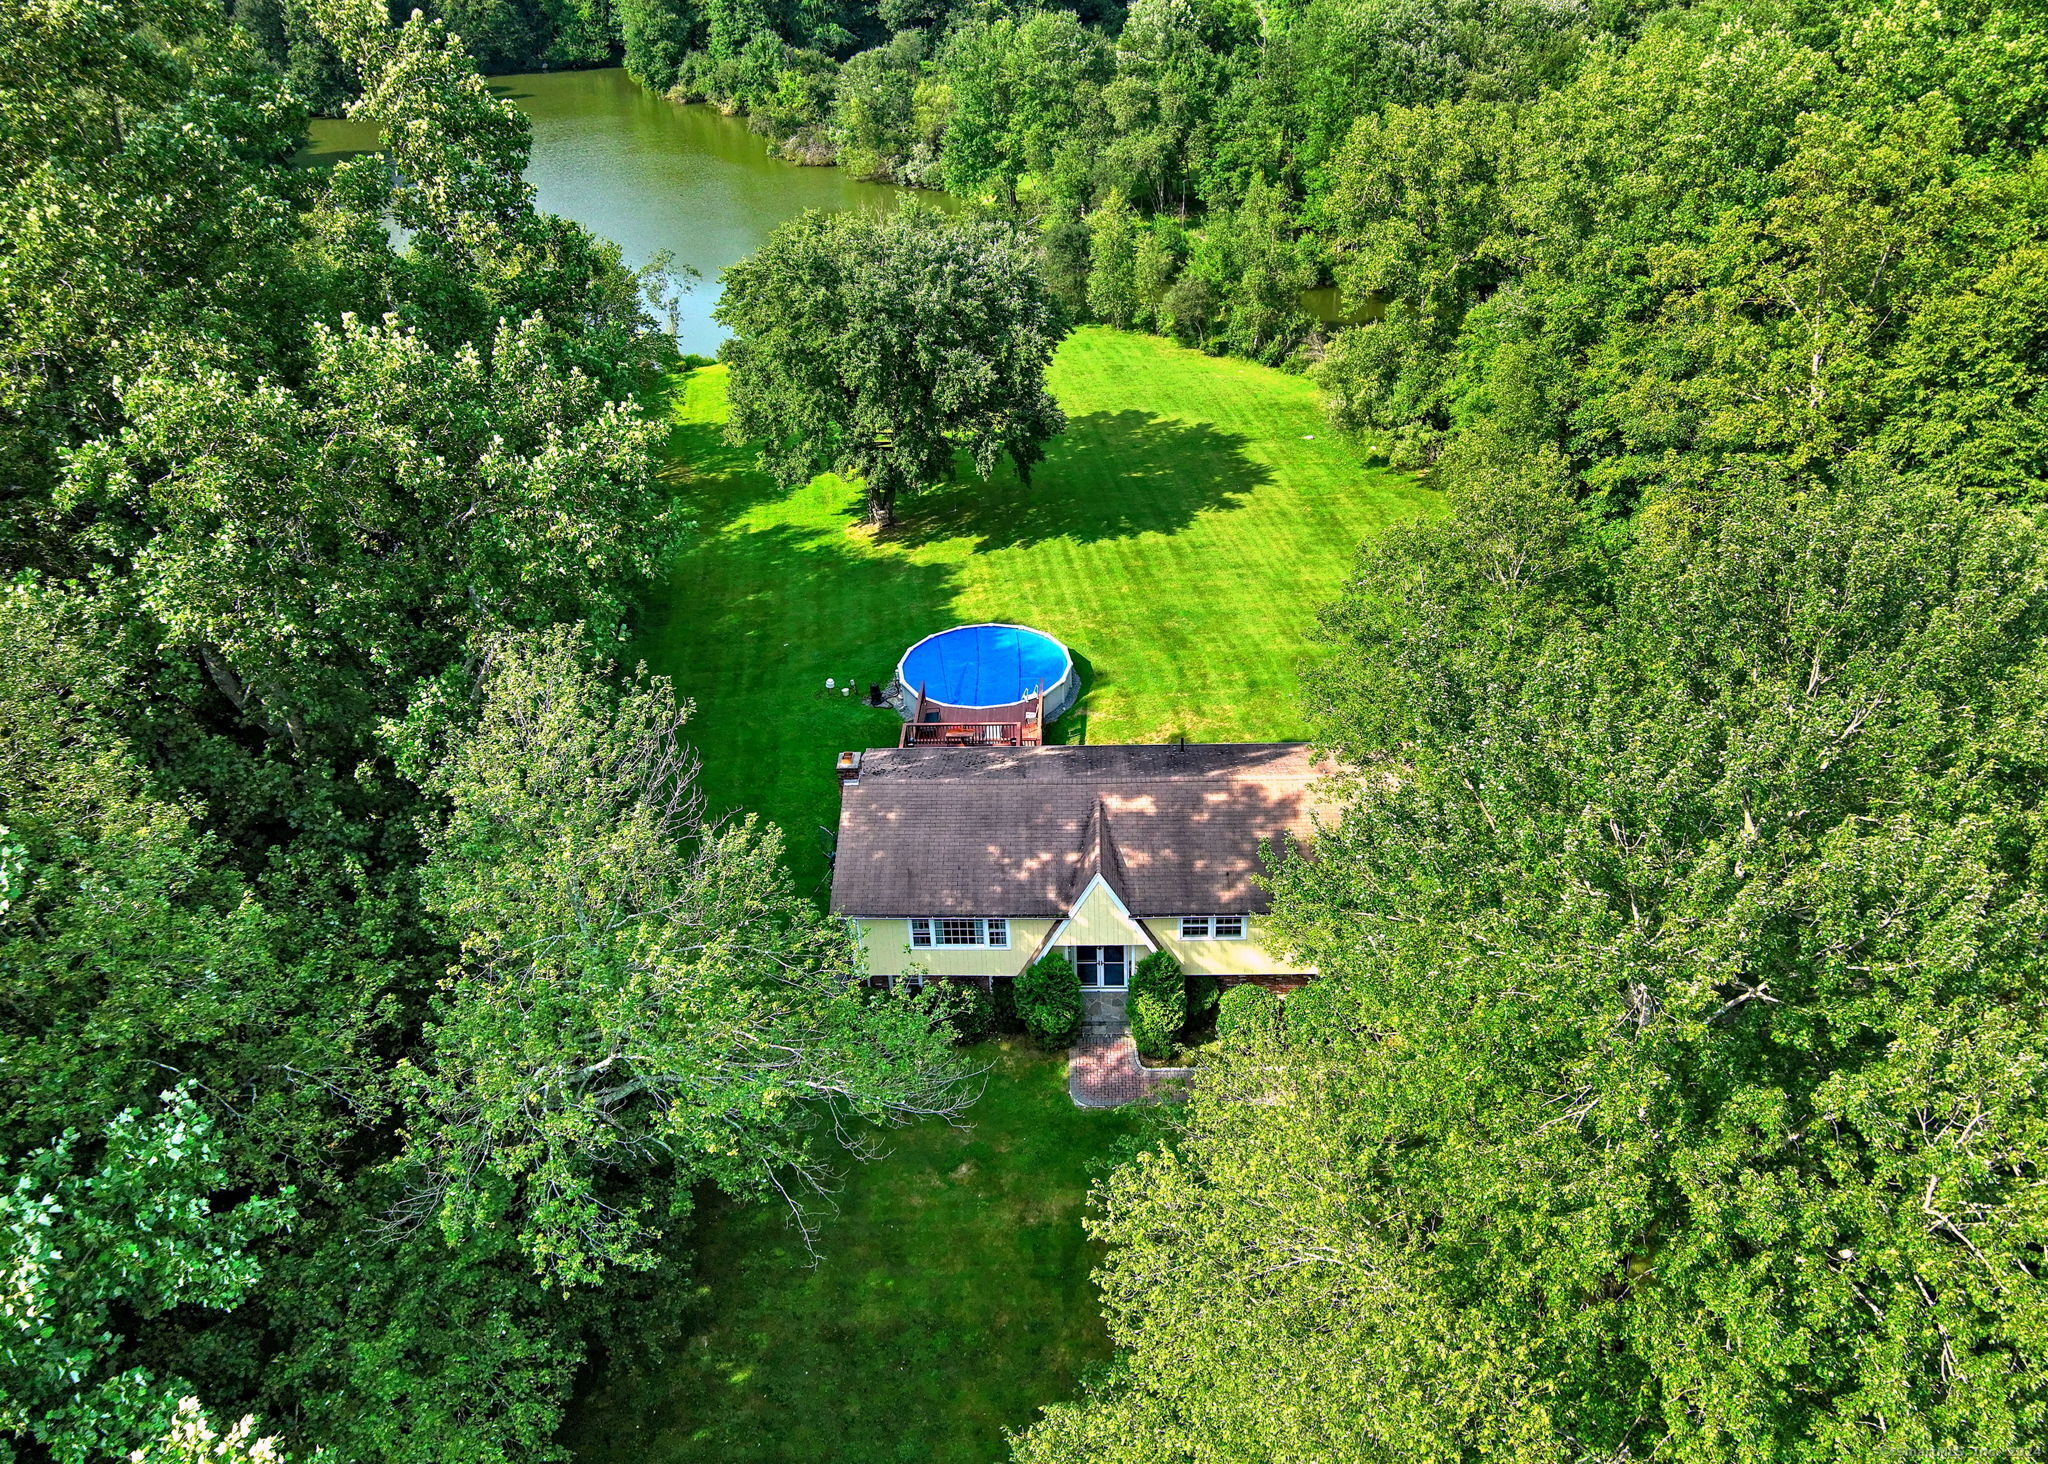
[1068,992,1196,1108]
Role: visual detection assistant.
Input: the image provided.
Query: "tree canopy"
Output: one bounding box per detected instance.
[401,628,973,1287]
[13,0,2048,1456]
[717,206,1068,524]
[371,0,2048,499]
[1021,464,2048,1460]
[0,9,966,1460]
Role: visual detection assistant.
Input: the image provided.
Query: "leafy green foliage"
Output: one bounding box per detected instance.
[0,0,305,550]
[1210,984,1277,1045]
[1126,992,1176,1062]
[828,32,937,182]
[991,975,1027,1035]
[1085,190,1141,330]
[406,626,975,1286]
[64,313,666,749]
[1310,2,2048,502]
[253,1190,598,1464]
[935,10,1112,207]
[717,206,1068,523]
[0,579,393,1187]
[936,980,997,1044]
[619,0,699,92]
[0,10,909,1462]
[490,0,2048,479]
[0,1087,294,1461]
[29,0,2048,1458]
[1016,954,1082,1048]
[1025,468,2048,1460]
[1130,950,1185,1034]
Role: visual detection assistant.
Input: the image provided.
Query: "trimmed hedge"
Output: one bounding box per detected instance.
[1128,991,1177,1061]
[1131,949,1186,1035]
[1016,953,1082,1047]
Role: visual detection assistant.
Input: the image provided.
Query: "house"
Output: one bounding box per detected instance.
[828,742,1336,992]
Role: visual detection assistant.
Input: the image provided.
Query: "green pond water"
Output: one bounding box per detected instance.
[304,65,1377,355]
[304,67,950,355]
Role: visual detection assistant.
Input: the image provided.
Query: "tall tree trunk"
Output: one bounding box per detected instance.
[196,643,306,753]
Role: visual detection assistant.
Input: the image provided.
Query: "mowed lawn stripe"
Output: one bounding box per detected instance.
[634,326,1437,893]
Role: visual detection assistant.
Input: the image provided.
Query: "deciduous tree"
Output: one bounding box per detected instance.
[717,207,1068,524]
[0,1088,294,1462]
[401,628,975,1285]
[1023,465,2048,1461]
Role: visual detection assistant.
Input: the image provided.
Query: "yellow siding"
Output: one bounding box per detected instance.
[1061,881,1151,948]
[851,908,1314,979]
[1155,919,1316,977]
[853,918,1058,978]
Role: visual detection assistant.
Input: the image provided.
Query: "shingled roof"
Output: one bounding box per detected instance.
[828,743,1337,918]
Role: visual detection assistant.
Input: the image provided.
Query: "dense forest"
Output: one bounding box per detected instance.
[10,0,2048,1457]
[1021,468,2048,1460]
[247,0,2048,502]
[1,5,973,1459]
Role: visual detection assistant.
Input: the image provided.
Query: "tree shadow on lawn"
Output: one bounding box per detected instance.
[658,409,804,539]
[893,409,1274,552]
[559,1045,1139,1464]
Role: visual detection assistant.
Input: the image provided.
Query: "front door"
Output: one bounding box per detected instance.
[1075,945,1128,989]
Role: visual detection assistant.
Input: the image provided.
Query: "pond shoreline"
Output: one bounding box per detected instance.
[303,68,948,355]
[303,66,1380,352]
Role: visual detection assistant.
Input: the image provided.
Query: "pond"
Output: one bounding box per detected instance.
[304,67,948,356]
[303,66,1378,355]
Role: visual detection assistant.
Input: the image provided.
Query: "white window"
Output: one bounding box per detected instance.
[1179,916,1210,938]
[1214,915,1245,939]
[909,917,1007,948]
[1180,915,1247,939]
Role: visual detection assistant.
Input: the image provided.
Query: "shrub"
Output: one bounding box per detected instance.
[1131,950,1186,1034]
[940,980,996,1044]
[1185,967,1220,1030]
[1215,983,1281,1043]
[991,975,1026,1034]
[1128,991,1177,1061]
[1280,979,1345,1045]
[1016,953,1082,1047]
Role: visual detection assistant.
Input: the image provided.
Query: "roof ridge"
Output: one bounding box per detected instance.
[1092,796,1130,900]
[1066,797,1134,907]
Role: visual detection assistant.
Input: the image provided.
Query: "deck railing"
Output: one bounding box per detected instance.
[900,719,1040,748]
[897,681,1047,748]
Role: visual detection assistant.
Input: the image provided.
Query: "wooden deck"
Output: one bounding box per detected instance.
[899,685,1047,748]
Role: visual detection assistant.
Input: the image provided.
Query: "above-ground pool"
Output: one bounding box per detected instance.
[896,623,1080,720]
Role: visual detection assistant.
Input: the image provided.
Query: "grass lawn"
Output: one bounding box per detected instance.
[561,1043,1150,1464]
[633,326,1435,894]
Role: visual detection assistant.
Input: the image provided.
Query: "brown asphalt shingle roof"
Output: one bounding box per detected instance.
[828,743,1337,918]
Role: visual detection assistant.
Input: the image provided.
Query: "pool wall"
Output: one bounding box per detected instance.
[1036,663,1080,722]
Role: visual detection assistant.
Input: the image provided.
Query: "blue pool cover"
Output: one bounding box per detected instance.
[899,624,1072,708]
